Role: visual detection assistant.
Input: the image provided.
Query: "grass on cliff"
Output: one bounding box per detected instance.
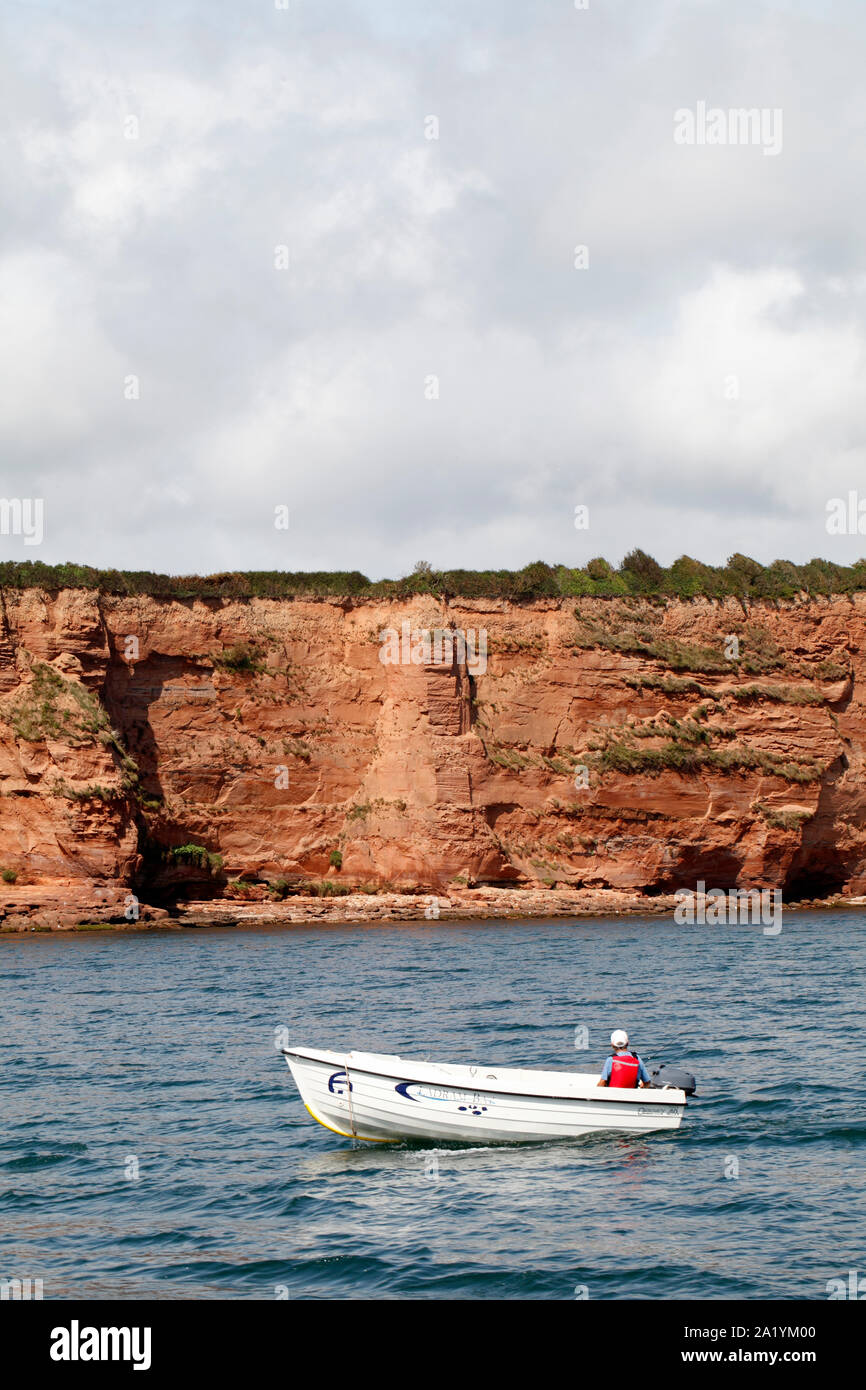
[593,735,824,784]
[572,619,789,674]
[753,801,815,830]
[3,551,866,602]
[624,672,826,705]
[567,702,828,785]
[211,642,265,674]
[5,662,118,744]
[3,661,142,797]
[7,663,95,742]
[50,780,126,803]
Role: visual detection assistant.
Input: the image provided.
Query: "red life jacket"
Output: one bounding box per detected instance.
[609,1051,640,1088]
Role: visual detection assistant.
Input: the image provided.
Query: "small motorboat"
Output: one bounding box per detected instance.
[282,1046,694,1143]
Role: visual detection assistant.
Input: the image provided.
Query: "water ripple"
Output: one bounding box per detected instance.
[0,911,863,1298]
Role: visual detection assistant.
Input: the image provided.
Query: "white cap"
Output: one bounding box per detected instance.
[610,1029,629,1049]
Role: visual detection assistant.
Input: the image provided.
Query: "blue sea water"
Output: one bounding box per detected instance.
[1,911,864,1300]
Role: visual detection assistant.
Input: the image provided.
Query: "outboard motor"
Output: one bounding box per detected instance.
[649,1062,697,1096]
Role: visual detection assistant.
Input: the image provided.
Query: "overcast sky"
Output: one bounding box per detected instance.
[1,0,864,578]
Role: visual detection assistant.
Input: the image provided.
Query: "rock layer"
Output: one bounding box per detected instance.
[1,587,865,915]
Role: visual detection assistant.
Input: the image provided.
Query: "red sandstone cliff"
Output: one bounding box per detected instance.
[1,587,865,915]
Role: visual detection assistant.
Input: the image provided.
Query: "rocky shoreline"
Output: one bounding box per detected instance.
[0,882,858,932]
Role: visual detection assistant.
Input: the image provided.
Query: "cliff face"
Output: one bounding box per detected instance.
[1,586,865,905]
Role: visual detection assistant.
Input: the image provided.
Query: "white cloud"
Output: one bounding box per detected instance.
[1,0,865,574]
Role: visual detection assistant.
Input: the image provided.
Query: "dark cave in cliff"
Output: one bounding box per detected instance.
[783,865,848,902]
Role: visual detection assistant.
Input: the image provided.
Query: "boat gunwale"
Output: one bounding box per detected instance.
[282,1047,687,1107]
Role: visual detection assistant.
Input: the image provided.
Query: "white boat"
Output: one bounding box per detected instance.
[282,1046,689,1143]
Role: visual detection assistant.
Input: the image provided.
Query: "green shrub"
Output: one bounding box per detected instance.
[666,555,719,598]
[753,802,814,830]
[813,659,849,682]
[486,744,531,770]
[620,548,666,594]
[315,879,351,897]
[739,625,785,674]
[650,638,730,673]
[54,782,122,803]
[3,553,866,604]
[212,643,264,674]
[165,843,223,873]
[227,877,258,897]
[282,739,311,761]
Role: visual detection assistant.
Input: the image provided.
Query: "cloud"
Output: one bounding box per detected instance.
[1,0,865,574]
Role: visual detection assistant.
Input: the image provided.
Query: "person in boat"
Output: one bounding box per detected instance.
[596,1029,651,1088]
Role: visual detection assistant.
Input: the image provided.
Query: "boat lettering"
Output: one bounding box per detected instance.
[395,1081,493,1112]
[637,1104,679,1116]
[327,1069,353,1095]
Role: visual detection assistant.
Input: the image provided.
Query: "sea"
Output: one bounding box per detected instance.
[1,910,863,1300]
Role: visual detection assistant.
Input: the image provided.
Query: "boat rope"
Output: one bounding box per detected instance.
[344,1059,357,1139]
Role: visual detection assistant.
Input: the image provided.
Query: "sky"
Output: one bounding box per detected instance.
[1,0,865,578]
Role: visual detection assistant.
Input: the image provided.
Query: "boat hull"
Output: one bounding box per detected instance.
[283,1047,686,1143]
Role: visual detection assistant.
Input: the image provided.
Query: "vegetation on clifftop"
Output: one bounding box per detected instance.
[2,551,866,602]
